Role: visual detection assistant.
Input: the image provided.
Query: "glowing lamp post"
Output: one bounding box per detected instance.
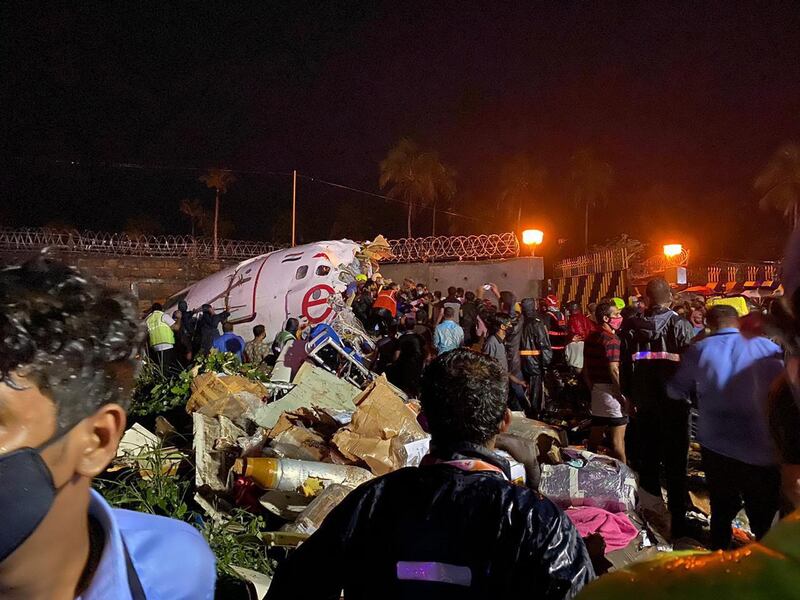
[522,229,544,256]
[663,244,683,258]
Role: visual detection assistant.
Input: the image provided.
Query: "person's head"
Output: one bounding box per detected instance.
[399,314,415,333]
[499,291,516,314]
[567,301,581,315]
[544,294,558,310]
[456,287,464,298]
[434,291,442,300]
[465,291,475,303]
[252,324,266,339]
[490,313,512,339]
[420,349,510,450]
[222,321,234,333]
[416,283,426,296]
[202,303,213,315]
[150,302,163,313]
[646,278,672,307]
[443,306,457,321]
[178,300,188,312]
[447,286,457,298]
[285,317,300,334]
[690,308,705,327]
[0,257,142,561]
[707,304,739,332]
[674,304,687,317]
[595,300,621,331]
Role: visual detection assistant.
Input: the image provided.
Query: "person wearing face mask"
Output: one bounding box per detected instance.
[583,301,628,463]
[0,257,215,600]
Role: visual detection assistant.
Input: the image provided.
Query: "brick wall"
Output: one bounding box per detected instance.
[0,251,235,312]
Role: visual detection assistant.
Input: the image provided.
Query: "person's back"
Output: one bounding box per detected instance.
[623,278,695,537]
[434,307,464,354]
[266,349,594,599]
[460,293,479,345]
[213,322,245,359]
[387,324,426,397]
[670,327,782,465]
[269,461,587,599]
[267,348,594,600]
[667,304,784,548]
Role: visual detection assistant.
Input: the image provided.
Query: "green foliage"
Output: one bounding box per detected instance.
[129,352,270,417]
[94,440,274,581]
[94,445,190,519]
[201,509,275,580]
[129,360,194,416]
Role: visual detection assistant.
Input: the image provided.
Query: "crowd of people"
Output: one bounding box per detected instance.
[342,274,800,551]
[5,253,800,599]
[145,272,800,558]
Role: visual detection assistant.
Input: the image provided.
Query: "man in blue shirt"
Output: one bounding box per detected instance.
[433,306,464,355]
[212,321,247,361]
[668,304,783,549]
[0,257,216,600]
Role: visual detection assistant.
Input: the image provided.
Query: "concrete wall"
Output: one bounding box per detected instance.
[0,251,236,313]
[380,256,544,298]
[0,250,544,314]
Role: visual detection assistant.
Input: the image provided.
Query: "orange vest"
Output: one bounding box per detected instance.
[373,289,398,317]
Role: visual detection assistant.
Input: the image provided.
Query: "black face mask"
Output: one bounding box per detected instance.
[0,444,63,562]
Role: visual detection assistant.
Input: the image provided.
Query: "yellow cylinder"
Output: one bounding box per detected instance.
[231,457,280,489]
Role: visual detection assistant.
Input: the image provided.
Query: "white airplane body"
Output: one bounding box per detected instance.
[166,240,368,342]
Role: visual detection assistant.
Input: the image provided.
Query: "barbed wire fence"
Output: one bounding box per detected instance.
[0,228,521,263]
[0,228,277,260]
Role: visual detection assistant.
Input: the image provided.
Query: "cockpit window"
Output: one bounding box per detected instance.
[315,265,331,276]
[295,265,308,279]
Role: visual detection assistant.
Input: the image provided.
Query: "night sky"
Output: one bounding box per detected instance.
[3,2,799,262]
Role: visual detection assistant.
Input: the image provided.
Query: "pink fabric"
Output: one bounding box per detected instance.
[565,506,639,553]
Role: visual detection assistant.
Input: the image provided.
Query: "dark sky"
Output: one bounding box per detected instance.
[3,2,799,261]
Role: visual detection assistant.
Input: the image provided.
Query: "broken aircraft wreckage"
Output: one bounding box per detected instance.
[165,236,392,358]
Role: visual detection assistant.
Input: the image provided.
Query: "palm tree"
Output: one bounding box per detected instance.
[755,142,800,230]
[379,138,456,238]
[499,155,547,232]
[199,168,237,259]
[179,198,207,238]
[569,149,614,252]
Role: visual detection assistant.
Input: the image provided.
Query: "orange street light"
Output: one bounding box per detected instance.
[522,229,544,256]
[663,243,683,258]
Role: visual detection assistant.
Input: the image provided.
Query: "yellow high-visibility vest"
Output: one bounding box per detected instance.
[146,311,174,347]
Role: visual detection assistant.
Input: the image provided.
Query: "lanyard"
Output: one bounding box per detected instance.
[122,539,147,600]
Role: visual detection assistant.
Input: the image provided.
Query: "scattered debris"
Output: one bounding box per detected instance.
[540,448,638,514]
[253,363,360,429]
[332,375,430,475]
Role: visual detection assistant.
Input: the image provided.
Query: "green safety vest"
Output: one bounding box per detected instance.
[146,311,175,348]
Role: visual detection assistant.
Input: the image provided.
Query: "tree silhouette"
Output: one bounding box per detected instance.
[569,149,614,252]
[179,198,207,237]
[499,155,546,232]
[199,168,237,259]
[379,138,456,238]
[755,142,800,230]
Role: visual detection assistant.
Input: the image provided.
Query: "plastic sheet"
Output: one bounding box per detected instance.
[539,448,637,513]
[282,483,353,535]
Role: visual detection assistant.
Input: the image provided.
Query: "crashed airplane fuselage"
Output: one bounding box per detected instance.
[166,240,372,341]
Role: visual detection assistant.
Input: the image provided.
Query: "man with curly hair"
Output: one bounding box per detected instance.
[0,257,215,600]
